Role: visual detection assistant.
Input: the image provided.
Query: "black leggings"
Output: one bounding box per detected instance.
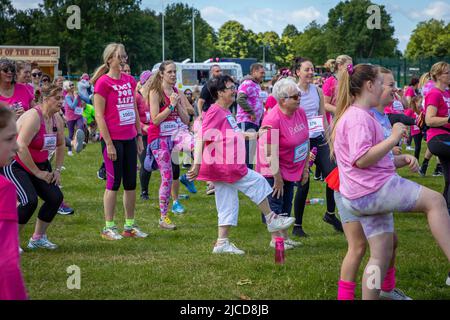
[139,135,152,193]
[413,133,423,161]
[294,135,336,226]
[1,160,63,224]
[428,134,450,211]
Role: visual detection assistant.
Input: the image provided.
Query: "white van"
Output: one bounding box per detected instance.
[151,59,243,92]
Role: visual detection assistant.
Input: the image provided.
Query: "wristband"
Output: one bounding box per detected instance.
[169,105,175,112]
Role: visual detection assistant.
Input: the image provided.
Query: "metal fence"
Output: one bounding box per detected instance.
[354,57,450,88]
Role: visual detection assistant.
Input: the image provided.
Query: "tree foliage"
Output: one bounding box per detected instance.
[405,19,450,59]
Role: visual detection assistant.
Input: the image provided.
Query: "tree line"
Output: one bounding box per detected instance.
[0,0,448,75]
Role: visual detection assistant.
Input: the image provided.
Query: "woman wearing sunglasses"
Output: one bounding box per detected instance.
[292,57,343,238]
[0,58,35,120]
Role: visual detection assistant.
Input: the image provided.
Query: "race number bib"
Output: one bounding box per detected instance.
[226,115,241,132]
[294,141,308,164]
[41,133,57,152]
[413,125,420,131]
[308,116,324,134]
[74,106,83,116]
[118,107,136,126]
[145,111,150,123]
[393,100,404,111]
[160,121,179,136]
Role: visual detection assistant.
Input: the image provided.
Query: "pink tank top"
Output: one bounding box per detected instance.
[147,87,181,143]
[15,106,57,172]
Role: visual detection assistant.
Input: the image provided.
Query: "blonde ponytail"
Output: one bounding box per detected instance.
[90,43,125,86]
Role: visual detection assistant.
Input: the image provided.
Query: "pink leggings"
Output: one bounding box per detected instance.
[151,131,194,216]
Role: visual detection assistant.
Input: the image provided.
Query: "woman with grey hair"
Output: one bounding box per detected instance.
[256,78,309,248]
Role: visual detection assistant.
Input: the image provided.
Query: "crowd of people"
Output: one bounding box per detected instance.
[0,44,449,300]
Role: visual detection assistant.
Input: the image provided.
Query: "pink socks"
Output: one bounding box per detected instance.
[381,267,396,292]
[337,280,356,300]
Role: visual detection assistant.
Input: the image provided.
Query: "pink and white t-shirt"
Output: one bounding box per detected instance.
[198,104,248,184]
[236,79,264,126]
[94,73,137,140]
[0,175,27,300]
[424,87,450,142]
[0,83,34,111]
[256,104,309,182]
[322,75,337,123]
[334,106,396,200]
[384,95,404,114]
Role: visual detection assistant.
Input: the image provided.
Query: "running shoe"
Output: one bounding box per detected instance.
[122,225,148,238]
[67,150,73,157]
[284,237,302,247]
[101,227,123,240]
[380,288,412,300]
[406,146,415,151]
[172,200,185,214]
[140,191,149,201]
[213,240,245,255]
[159,216,176,230]
[292,225,309,238]
[27,235,58,250]
[58,202,74,215]
[19,246,23,255]
[266,214,295,233]
[432,170,443,177]
[97,167,107,180]
[446,272,450,286]
[180,174,197,193]
[323,212,344,232]
[74,129,85,153]
[269,239,294,250]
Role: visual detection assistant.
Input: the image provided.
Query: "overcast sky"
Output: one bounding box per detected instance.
[11,0,450,53]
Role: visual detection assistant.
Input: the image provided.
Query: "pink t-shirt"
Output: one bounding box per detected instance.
[334,106,396,200]
[322,76,337,123]
[64,94,83,121]
[0,83,34,111]
[424,87,450,142]
[197,104,248,183]
[136,93,150,136]
[404,109,420,136]
[404,86,416,98]
[256,104,309,182]
[94,73,137,140]
[384,96,404,114]
[265,95,277,113]
[236,79,264,126]
[0,175,27,300]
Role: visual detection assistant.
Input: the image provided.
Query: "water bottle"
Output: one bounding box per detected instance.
[309,147,318,167]
[275,237,285,265]
[308,198,325,205]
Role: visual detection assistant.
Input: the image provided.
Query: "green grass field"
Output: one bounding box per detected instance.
[19,140,450,300]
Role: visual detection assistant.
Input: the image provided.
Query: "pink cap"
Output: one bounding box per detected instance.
[140,70,152,86]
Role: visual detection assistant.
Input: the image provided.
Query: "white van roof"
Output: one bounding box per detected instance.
[151,61,242,72]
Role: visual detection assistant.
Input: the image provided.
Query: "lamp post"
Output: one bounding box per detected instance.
[161,0,165,61]
[260,44,270,65]
[192,8,195,63]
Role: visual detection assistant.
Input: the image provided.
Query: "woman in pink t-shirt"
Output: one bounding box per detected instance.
[331,63,450,299]
[0,106,27,300]
[404,95,423,160]
[405,77,419,107]
[323,55,353,122]
[0,58,34,120]
[63,80,85,155]
[187,75,295,255]
[425,62,450,214]
[92,43,147,241]
[256,78,309,249]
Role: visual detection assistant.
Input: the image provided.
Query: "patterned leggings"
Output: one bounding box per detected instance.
[151,130,194,216]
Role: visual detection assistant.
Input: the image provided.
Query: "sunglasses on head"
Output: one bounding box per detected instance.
[32,72,43,77]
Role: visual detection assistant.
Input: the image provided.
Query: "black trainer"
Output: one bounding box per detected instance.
[97,167,106,180]
[140,191,149,201]
[292,225,309,238]
[323,212,344,232]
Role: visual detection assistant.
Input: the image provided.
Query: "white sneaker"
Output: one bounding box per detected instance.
[284,238,302,247]
[446,272,450,286]
[269,239,294,250]
[266,214,295,233]
[19,246,23,255]
[212,240,245,255]
[406,146,415,151]
[379,288,412,300]
[67,151,73,156]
